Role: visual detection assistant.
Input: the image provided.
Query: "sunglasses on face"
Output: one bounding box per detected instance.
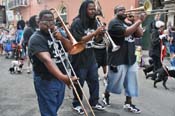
[40,20,55,25]
[128,15,134,18]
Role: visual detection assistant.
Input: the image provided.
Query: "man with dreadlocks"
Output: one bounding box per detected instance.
[70,0,105,114]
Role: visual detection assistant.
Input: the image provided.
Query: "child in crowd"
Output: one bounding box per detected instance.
[135,46,144,67]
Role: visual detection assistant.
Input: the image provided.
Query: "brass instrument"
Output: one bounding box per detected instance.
[48,29,95,116]
[151,8,175,12]
[149,11,175,15]
[126,0,152,14]
[50,8,85,55]
[96,17,120,52]
[126,0,175,15]
[94,0,120,52]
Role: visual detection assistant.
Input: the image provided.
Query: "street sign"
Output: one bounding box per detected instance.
[6,10,14,22]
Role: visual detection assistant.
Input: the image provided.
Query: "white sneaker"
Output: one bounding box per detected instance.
[73,106,84,115]
[123,104,141,113]
[92,103,105,111]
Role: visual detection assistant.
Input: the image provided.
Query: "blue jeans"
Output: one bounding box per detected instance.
[72,63,99,107]
[106,63,139,97]
[33,72,65,116]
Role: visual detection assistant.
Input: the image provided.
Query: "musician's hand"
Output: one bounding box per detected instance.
[63,75,78,89]
[94,26,105,36]
[138,12,147,22]
[134,12,147,22]
[53,31,64,40]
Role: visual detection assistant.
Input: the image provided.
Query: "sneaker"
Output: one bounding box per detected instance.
[123,104,141,113]
[102,93,110,106]
[73,106,84,115]
[92,103,105,111]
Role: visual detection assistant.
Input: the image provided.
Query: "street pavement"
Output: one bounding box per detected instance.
[0,51,175,116]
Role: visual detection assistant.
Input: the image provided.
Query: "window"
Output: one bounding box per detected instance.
[37,0,41,4]
[60,7,67,23]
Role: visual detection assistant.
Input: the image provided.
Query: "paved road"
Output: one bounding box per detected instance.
[0,52,175,116]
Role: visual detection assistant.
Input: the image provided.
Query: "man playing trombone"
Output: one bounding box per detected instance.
[103,5,146,113]
[28,9,77,116]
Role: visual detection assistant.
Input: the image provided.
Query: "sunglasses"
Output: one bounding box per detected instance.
[128,15,134,18]
[40,20,55,25]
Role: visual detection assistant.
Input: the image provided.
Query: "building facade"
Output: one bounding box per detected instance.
[0,0,139,25]
[1,0,175,50]
[163,0,175,26]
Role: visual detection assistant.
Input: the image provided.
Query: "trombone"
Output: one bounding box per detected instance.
[126,0,152,14]
[50,8,85,55]
[151,8,175,12]
[149,11,175,15]
[48,29,95,116]
[127,0,175,15]
[49,9,96,116]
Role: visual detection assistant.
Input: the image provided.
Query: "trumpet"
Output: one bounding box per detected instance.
[94,0,120,52]
[50,8,85,55]
[96,17,120,52]
[48,29,95,116]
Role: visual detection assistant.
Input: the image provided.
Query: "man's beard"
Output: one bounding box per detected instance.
[117,14,127,20]
[40,29,50,35]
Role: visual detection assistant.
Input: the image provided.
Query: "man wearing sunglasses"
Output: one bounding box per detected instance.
[28,10,77,116]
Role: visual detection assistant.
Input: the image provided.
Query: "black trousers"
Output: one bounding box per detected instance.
[151,56,162,72]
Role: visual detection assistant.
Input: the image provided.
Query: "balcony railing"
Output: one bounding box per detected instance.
[8,0,29,10]
[163,0,175,4]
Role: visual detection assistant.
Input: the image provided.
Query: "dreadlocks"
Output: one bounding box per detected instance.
[77,0,97,29]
